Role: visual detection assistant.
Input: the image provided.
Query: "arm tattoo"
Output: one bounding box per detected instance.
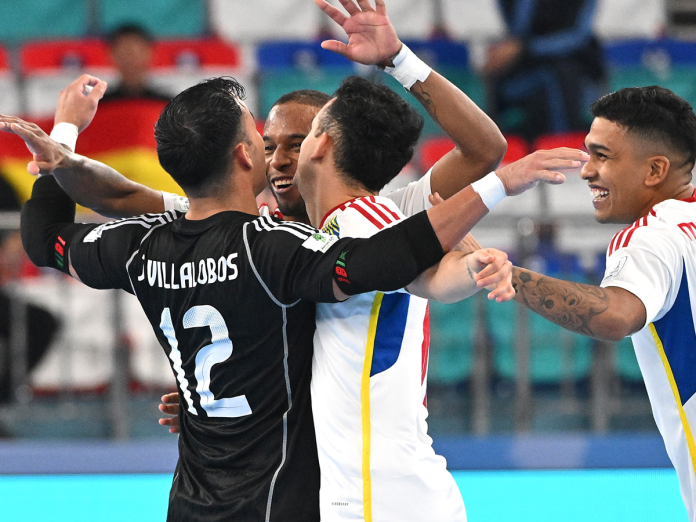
[512,267,609,337]
[410,83,440,127]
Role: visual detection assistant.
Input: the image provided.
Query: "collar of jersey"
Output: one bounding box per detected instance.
[320,196,365,229]
[680,188,696,203]
[173,210,256,234]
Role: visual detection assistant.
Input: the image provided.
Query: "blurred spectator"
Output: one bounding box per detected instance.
[0,179,59,424]
[484,0,606,142]
[102,24,172,102]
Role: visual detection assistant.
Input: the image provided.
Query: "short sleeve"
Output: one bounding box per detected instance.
[382,169,433,216]
[244,218,346,305]
[600,227,681,326]
[69,217,155,293]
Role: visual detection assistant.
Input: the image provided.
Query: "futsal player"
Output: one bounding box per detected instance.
[510,86,696,521]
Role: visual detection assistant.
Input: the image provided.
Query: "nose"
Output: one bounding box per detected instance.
[580,159,594,180]
[270,146,292,171]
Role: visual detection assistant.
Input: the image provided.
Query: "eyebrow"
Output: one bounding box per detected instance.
[263,133,307,142]
[586,142,610,153]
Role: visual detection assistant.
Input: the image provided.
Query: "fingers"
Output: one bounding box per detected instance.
[428,192,445,206]
[314,0,348,25]
[355,0,375,11]
[536,147,589,162]
[87,80,107,102]
[538,170,566,185]
[337,0,361,15]
[374,0,387,15]
[476,260,512,289]
[161,392,180,404]
[320,40,351,57]
[159,403,179,415]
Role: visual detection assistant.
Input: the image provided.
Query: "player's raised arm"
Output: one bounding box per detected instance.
[315,0,507,198]
[0,117,164,218]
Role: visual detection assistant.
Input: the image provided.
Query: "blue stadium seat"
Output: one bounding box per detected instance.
[428,298,477,384]
[0,0,88,44]
[97,0,206,38]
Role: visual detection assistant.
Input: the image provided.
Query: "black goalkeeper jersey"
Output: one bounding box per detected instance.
[68,209,347,522]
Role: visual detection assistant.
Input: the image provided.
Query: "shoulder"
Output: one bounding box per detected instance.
[82,210,180,244]
[328,196,405,239]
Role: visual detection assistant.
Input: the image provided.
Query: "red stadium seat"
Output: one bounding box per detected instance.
[20,39,111,74]
[152,37,241,69]
[418,134,529,172]
[533,131,588,152]
[500,134,529,166]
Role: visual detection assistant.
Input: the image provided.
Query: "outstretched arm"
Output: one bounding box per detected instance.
[407,246,514,304]
[511,267,646,342]
[0,117,164,218]
[315,0,507,198]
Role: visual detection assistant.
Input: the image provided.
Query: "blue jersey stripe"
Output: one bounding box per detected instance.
[370,293,410,377]
[653,264,696,406]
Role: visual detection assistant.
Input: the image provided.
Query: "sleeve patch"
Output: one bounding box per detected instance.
[301,232,338,253]
[605,255,628,278]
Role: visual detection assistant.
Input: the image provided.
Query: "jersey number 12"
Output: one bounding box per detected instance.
[160,305,252,418]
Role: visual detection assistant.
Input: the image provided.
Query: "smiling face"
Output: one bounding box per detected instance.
[263,102,320,218]
[581,117,658,224]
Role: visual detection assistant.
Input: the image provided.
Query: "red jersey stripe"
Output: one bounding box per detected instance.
[362,198,393,225]
[370,196,401,221]
[350,202,384,229]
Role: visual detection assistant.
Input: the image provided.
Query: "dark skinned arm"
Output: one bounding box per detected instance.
[511,266,647,342]
[410,71,507,199]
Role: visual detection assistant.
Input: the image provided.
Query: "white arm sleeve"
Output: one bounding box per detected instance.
[382,169,433,217]
[600,228,681,327]
[162,192,190,213]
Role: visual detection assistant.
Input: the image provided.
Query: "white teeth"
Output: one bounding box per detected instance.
[591,188,609,199]
[273,179,293,189]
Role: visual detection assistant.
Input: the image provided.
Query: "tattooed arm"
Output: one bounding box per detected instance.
[314,0,506,199]
[409,72,507,199]
[511,267,646,341]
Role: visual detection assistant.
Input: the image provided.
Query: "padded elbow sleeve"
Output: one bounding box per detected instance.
[335,210,444,296]
[21,176,81,273]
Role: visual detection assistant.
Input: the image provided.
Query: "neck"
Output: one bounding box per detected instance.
[637,182,695,220]
[308,174,374,228]
[185,176,260,220]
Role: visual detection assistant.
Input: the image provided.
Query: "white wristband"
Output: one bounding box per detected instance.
[384,44,432,90]
[471,172,507,211]
[162,191,190,213]
[50,122,79,152]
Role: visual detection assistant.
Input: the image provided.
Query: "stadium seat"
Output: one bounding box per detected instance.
[20,39,115,119]
[97,0,206,38]
[501,135,529,165]
[0,0,89,44]
[428,299,477,384]
[533,131,588,152]
[210,0,320,42]
[489,267,593,384]
[442,0,506,40]
[0,45,20,117]
[149,38,256,112]
[417,134,528,173]
[614,337,643,382]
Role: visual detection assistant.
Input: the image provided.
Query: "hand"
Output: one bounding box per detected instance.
[314,0,402,66]
[0,116,70,175]
[158,392,181,434]
[483,39,523,77]
[495,148,589,197]
[467,248,514,302]
[55,74,107,133]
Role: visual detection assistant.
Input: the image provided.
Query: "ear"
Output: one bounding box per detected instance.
[645,155,670,188]
[233,141,253,171]
[309,132,331,162]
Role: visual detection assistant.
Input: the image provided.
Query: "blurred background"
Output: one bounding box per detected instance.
[0,0,692,520]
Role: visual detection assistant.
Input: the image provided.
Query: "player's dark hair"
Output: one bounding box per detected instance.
[272,89,331,110]
[591,86,696,170]
[317,76,424,193]
[155,77,248,196]
[108,23,153,45]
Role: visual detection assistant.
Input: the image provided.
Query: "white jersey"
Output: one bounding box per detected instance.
[601,191,696,521]
[312,188,466,522]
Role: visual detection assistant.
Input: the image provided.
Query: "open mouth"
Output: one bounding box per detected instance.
[591,187,609,204]
[271,178,294,192]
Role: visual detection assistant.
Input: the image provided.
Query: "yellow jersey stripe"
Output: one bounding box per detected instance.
[650,323,696,477]
[361,293,383,522]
